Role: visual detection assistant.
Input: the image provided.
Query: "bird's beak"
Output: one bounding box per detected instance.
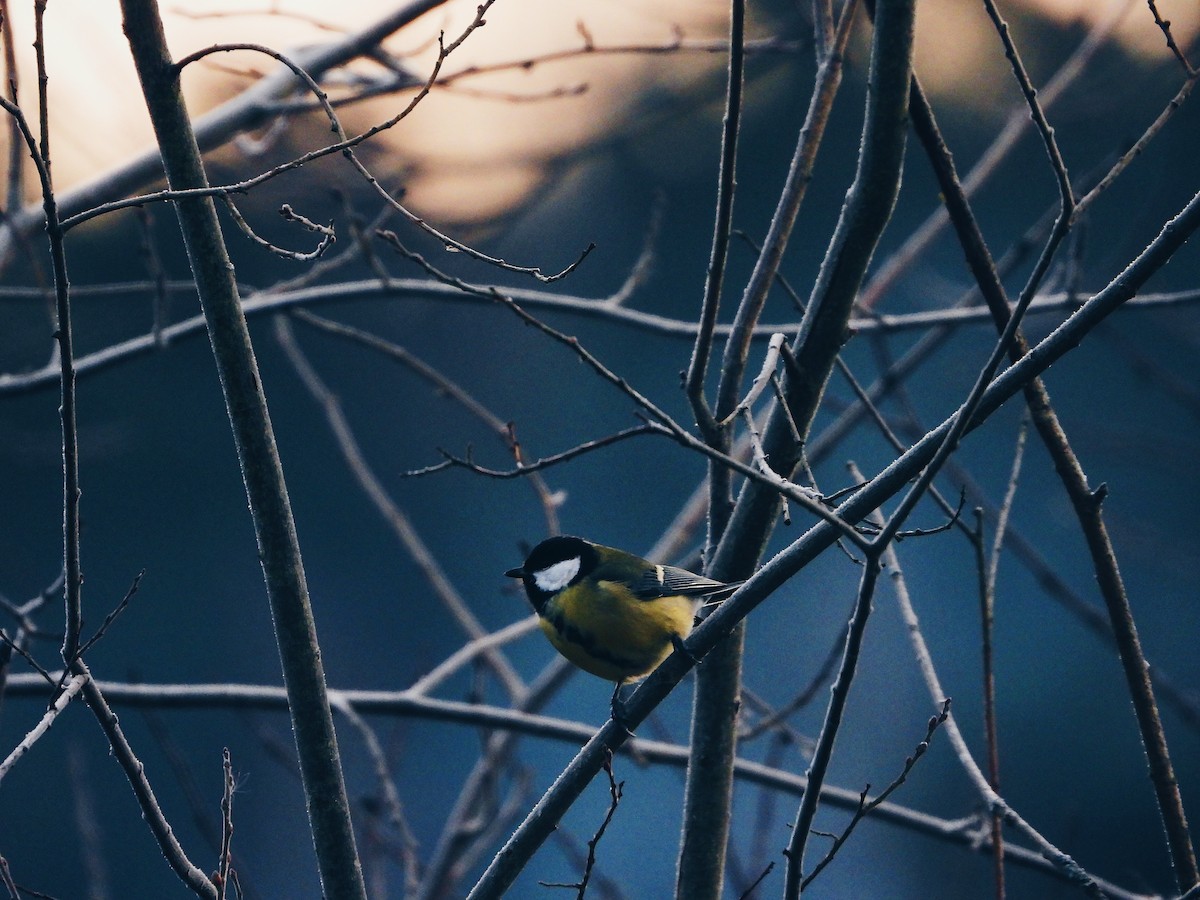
[504,567,524,579]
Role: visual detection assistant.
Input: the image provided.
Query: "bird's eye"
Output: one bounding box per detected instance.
[532,557,581,592]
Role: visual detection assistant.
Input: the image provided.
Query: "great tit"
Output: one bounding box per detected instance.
[505,536,739,692]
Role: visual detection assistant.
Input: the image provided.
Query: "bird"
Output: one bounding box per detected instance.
[505,535,740,719]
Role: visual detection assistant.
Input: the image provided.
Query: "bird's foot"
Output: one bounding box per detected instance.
[671,633,700,665]
[610,683,636,738]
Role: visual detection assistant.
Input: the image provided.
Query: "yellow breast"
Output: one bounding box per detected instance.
[539,582,697,683]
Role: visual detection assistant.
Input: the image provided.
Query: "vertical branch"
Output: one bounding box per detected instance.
[1,17,217,898]
[975,417,1028,898]
[674,613,745,900]
[217,748,234,900]
[711,0,912,577]
[972,506,1006,900]
[712,0,859,430]
[0,0,24,214]
[117,2,366,898]
[684,0,745,444]
[677,8,861,898]
[676,9,747,896]
[27,0,81,668]
[680,2,908,896]
[972,507,1007,897]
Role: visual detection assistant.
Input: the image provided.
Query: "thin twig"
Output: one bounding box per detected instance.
[736,861,774,900]
[268,194,399,296]
[801,699,950,889]
[1146,0,1196,75]
[980,0,1074,211]
[378,230,868,547]
[549,829,627,900]
[404,425,656,479]
[718,333,787,426]
[221,195,334,261]
[328,698,422,894]
[0,629,55,684]
[538,749,623,900]
[12,2,83,672]
[274,316,527,702]
[976,415,1028,900]
[74,569,145,661]
[217,748,234,900]
[136,704,255,896]
[289,307,562,533]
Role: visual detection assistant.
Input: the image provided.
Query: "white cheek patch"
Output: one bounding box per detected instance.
[533,557,581,593]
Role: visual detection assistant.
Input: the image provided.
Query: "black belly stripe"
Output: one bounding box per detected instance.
[543,608,646,671]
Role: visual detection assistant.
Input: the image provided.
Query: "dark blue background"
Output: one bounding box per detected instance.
[1,6,1198,898]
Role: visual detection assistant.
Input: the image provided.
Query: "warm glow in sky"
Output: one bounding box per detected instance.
[2,0,1194,225]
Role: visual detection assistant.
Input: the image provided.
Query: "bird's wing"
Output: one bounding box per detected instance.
[629,565,740,601]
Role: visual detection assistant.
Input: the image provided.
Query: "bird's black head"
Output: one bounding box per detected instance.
[505,535,599,613]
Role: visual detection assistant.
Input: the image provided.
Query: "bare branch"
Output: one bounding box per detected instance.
[0,672,1158,898]
[684,0,746,437]
[887,532,1107,895]
[217,748,234,900]
[274,315,527,702]
[1146,0,1196,75]
[221,195,335,261]
[119,5,366,895]
[78,661,218,899]
[74,569,145,662]
[289,307,563,533]
[801,699,951,889]
[408,425,657,479]
[0,671,87,784]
